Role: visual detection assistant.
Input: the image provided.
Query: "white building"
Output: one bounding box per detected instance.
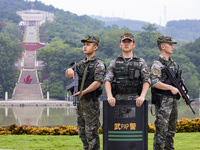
[17,9,54,26]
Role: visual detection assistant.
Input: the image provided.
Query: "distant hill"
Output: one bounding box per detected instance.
[162,20,200,41]
[91,15,200,41]
[1,0,200,41]
[90,15,151,31]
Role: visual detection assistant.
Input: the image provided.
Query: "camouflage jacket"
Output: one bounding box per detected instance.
[150,54,178,87]
[76,55,106,85]
[104,54,150,84]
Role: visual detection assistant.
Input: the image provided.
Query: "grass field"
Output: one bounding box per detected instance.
[0,133,200,150]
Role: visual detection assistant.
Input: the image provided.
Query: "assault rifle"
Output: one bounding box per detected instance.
[66,62,79,109]
[162,66,195,114]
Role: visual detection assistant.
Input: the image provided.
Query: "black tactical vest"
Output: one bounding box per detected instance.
[77,58,102,100]
[159,57,178,82]
[112,57,142,95]
[152,57,180,98]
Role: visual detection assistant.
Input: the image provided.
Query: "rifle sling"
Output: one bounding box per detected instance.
[78,61,91,100]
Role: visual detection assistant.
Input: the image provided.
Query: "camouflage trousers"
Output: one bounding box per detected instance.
[77,98,100,150]
[153,96,178,150]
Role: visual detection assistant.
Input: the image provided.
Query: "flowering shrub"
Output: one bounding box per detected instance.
[148,118,200,133]
[148,124,156,133]
[176,118,200,133]
[0,118,199,135]
[3,124,78,135]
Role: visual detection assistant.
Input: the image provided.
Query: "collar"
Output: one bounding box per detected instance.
[83,55,96,63]
[159,54,174,66]
[118,53,138,62]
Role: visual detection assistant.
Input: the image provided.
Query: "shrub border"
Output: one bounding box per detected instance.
[0,118,199,135]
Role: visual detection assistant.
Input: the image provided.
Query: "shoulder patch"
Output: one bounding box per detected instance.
[145,67,150,72]
[153,69,160,76]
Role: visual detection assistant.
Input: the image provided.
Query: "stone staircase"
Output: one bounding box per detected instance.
[12,26,43,100]
[13,84,43,100]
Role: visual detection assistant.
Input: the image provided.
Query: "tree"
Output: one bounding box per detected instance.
[0,84,3,99]
[0,35,23,98]
[37,41,83,78]
[0,11,22,24]
[135,24,162,50]
[171,54,200,98]
[41,73,66,99]
[37,41,84,99]
[178,37,200,73]
[1,22,19,41]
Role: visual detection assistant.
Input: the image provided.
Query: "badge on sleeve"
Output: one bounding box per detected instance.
[145,67,150,72]
[153,69,159,76]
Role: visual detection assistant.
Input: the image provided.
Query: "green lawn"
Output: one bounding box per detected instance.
[0,133,199,150]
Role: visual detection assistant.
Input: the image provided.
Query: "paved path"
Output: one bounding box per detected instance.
[25,26,37,42]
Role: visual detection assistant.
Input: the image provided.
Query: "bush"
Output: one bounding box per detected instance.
[148,118,200,133]
[148,124,156,133]
[176,118,200,133]
[37,70,43,83]
[3,124,78,135]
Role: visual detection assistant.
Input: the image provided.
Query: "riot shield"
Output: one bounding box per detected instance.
[103,100,148,150]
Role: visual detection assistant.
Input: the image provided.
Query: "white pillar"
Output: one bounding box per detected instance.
[5,91,8,101]
[47,107,49,117]
[47,91,49,100]
[5,107,8,117]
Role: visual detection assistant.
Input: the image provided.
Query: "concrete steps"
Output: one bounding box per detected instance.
[13,84,42,100]
[19,69,38,84]
[12,26,44,100]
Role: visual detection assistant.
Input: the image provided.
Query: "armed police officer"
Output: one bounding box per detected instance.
[150,36,186,150]
[104,33,150,107]
[65,35,106,150]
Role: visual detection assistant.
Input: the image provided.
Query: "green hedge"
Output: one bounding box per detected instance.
[0,118,199,135]
[37,70,43,83]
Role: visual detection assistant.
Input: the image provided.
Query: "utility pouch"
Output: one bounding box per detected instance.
[134,68,141,80]
[111,83,117,98]
[151,89,162,108]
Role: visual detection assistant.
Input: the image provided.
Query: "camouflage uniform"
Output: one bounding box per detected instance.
[150,36,178,150]
[76,55,106,150]
[104,53,150,100]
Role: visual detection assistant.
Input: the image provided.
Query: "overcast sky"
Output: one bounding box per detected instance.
[31,0,200,26]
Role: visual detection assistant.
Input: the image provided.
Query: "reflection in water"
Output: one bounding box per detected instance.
[0,106,77,127]
[12,106,43,126]
[0,103,199,127]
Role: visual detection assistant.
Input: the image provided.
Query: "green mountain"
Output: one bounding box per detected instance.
[90,15,150,31]
[1,0,200,41]
[162,20,200,41]
[91,15,200,41]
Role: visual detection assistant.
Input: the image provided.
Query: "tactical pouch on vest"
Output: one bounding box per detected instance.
[112,83,142,97]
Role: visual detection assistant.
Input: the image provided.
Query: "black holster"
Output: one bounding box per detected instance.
[83,87,102,101]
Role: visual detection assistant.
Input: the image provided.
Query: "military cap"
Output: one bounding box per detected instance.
[120,33,135,42]
[81,35,99,45]
[157,36,177,45]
